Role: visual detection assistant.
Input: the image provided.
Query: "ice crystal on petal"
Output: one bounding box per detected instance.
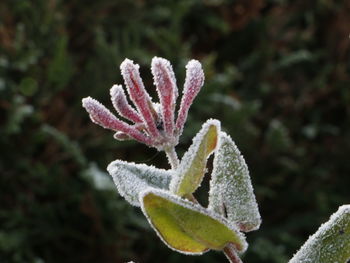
[176,60,204,136]
[82,97,152,145]
[83,57,205,150]
[151,57,178,137]
[208,132,261,232]
[139,188,247,254]
[120,58,160,139]
[170,119,220,197]
[107,160,173,207]
[110,84,143,124]
[289,205,350,263]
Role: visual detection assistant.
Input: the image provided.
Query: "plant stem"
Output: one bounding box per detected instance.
[165,146,179,169]
[223,244,243,263]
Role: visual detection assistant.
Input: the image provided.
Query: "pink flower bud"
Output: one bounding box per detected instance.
[151,57,178,137]
[82,97,153,145]
[82,57,205,150]
[120,59,160,138]
[175,60,204,135]
[110,85,143,124]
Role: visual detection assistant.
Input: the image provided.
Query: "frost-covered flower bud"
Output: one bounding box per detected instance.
[82,97,153,145]
[110,85,143,124]
[176,60,204,136]
[151,57,178,138]
[82,57,205,151]
[120,59,160,139]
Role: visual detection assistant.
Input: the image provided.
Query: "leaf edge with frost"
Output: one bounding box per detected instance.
[140,188,248,255]
[107,160,173,207]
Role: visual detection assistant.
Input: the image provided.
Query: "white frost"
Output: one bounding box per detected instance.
[169,119,220,195]
[151,56,178,100]
[107,160,173,207]
[208,132,261,232]
[289,205,350,263]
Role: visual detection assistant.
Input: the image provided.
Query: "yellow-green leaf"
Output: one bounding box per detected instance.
[140,188,247,254]
[170,119,220,197]
[289,205,350,263]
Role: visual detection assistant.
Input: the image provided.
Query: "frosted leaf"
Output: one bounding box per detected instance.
[107,160,173,207]
[82,97,153,145]
[120,58,160,138]
[110,84,143,124]
[289,205,350,263]
[170,119,220,197]
[140,188,247,255]
[151,57,178,136]
[175,60,204,136]
[208,132,261,232]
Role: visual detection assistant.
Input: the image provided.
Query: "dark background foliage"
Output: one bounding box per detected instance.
[1,0,349,262]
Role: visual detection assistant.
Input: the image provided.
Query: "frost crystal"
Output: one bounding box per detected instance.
[176,59,204,136]
[120,59,160,139]
[110,84,143,124]
[82,97,152,145]
[82,57,204,151]
[170,119,220,196]
[208,132,261,232]
[151,57,178,137]
[107,160,173,206]
[289,205,350,263]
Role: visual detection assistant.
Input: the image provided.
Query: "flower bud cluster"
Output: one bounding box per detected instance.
[82,57,204,150]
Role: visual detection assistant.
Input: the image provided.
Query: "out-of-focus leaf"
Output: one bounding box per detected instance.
[170,119,220,197]
[41,124,87,167]
[47,36,73,92]
[5,95,33,134]
[19,77,38,96]
[289,205,350,263]
[209,132,261,232]
[107,160,173,207]
[140,188,247,254]
[265,119,292,152]
[82,163,115,191]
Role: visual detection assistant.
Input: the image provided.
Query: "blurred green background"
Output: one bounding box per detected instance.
[1,0,349,262]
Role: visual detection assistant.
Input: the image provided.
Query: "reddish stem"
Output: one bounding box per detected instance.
[223,244,243,263]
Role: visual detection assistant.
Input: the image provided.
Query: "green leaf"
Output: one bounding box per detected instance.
[107,160,172,207]
[208,132,261,232]
[19,77,38,96]
[289,205,350,263]
[170,119,220,197]
[140,188,247,254]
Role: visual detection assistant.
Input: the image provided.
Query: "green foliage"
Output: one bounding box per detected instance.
[209,132,261,233]
[1,0,350,262]
[170,120,219,197]
[289,205,350,263]
[141,189,247,253]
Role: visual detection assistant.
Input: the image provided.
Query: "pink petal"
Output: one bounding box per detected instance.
[175,60,204,135]
[151,57,178,137]
[82,97,153,145]
[120,59,160,138]
[110,85,143,124]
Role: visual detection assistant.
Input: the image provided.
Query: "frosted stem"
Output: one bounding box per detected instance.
[165,147,179,170]
[223,244,243,263]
